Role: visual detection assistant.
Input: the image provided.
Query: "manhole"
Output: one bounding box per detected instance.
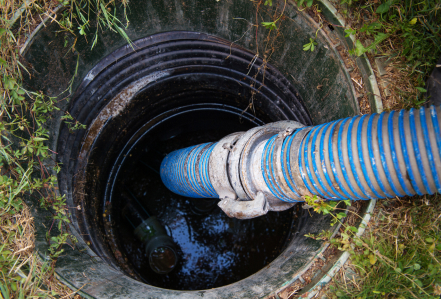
[21,0,380,298]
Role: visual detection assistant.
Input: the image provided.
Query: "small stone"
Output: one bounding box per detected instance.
[381,79,391,96]
[374,56,390,77]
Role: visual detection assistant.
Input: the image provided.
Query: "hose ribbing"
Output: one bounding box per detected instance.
[290,105,441,200]
[160,142,218,198]
[160,106,441,211]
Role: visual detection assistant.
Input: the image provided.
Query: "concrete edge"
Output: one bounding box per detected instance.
[19,5,64,56]
[302,199,376,298]
[318,0,383,114]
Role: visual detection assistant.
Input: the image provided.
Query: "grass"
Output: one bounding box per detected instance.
[325,196,441,298]
[1,0,130,297]
[0,206,75,298]
[337,0,441,109]
[295,0,441,298]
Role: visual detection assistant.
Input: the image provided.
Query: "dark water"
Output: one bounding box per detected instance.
[108,109,297,290]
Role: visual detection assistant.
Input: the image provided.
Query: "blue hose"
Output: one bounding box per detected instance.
[290,105,441,200]
[160,142,218,198]
[160,106,441,202]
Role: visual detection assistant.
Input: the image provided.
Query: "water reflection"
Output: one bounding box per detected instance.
[110,110,296,290]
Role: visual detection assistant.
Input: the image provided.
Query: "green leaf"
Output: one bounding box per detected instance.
[0,281,11,299]
[413,263,421,270]
[416,87,427,93]
[376,1,392,14]
[414,279,423,287]
[354,32,390,57]
[354,40,367,56]
[78,26,85,35]
[264,0,273,6]
[335,290,345,297]
[360,22,381,35]
[344,28,356,37]
[261,21,277,30]
[0,57,7,67]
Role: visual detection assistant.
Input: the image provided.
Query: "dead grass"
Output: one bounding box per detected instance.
[0,204,77,298]
[315,1,441,298]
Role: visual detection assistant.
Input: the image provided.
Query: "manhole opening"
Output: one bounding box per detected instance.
[56,31,336,292]
[109,106,303,290]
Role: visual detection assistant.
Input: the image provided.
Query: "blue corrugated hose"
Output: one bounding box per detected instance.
[160,142,218,198]
[160,106,441,202]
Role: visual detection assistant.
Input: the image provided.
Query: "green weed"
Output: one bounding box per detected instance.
[341,0,441,108]
[261,0,287,30]
[305,196,441,298]
[0,0,131,297]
